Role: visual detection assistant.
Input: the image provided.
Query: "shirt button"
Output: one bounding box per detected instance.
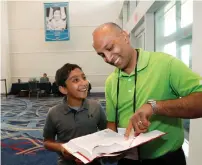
[128,79,131,81]
[128,90,132,92]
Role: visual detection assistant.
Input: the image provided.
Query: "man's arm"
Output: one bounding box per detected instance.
[105,77,117,132]
[159,57,202,118]
[156,92,202,118]
[126,92,202,136]
[125,57,202,136]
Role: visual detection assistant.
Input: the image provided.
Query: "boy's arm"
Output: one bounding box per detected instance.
[44,138,62,152]
[97,104,107,130]
[44,139,74,160]
[43,111,62,153]
[43,110,74,160]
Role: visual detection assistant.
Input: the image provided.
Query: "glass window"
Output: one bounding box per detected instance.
[164,41,176,57]
[127,1,137,21]
[181,44,190,66]
[181,0,193,28]
[136,0,140,6]
[155,0,193,150]
[155,0,193,144]
[127,1,130,21]
[164,6,176,36]
[136,32,145,49]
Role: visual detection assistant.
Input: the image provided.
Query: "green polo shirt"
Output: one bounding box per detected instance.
[105,48,202,159]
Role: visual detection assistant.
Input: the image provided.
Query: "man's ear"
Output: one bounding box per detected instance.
[122,31,130,43]
[59,86,68,95]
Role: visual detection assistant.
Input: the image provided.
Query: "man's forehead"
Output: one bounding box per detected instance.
[93,34,115,50]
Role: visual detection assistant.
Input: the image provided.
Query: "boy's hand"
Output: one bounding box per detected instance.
[60,145,84,164]
[75,159,84,165]
[60,145,75,160]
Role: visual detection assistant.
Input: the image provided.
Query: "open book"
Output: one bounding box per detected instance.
[62,129,165,164]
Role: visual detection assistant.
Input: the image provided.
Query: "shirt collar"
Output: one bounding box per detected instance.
[117,48,151,77]
[136,48,150,71]
[62,96,89,115]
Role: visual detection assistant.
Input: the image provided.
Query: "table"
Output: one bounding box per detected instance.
[52,82,63,96]
[10,82,51,95]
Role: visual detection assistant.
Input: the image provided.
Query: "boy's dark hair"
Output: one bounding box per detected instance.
[55,63,82,87]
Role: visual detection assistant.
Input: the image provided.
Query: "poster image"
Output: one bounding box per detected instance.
[44,2,69,41]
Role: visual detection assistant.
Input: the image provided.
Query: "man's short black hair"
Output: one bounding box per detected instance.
[55,63,82,87]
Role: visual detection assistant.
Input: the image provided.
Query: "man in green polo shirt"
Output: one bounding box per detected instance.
[92,22,202,165]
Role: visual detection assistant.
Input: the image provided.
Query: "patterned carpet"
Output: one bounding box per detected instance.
[1,95,189,164]
[1,95,105,165]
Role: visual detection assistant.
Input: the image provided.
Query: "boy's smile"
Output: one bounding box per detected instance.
[65,68,89,99]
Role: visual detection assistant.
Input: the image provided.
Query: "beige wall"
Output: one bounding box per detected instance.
[187,2,202,165]
[1,1,11,94]
[5,0,121,92]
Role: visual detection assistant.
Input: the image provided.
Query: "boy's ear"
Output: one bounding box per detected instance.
[59,86,68,95]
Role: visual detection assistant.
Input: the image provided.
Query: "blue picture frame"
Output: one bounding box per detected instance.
[44,2,70,41]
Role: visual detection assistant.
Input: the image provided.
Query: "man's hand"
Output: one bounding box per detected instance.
[125,104,152,138]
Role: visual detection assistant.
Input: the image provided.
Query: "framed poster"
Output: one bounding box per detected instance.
[44,2,69,41]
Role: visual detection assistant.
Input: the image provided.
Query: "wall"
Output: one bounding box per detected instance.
[187,1,202,165]
[1,1,11,94]
[125,0,155,33]
[7,0,120,92]
[120,1,163,52]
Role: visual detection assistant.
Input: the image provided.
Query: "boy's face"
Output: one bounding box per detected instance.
[59,68,89,99]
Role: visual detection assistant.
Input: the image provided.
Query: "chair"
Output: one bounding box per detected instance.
[88,82,92,96]
[0,79,7,97]
[28,81,41,99]
[38,82,51,96]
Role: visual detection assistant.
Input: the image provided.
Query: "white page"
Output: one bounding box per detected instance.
[131,130,165,147]
[73,153,90,164]
[117,128,138,160]
[69,129,133,155]
[62,129,165,164]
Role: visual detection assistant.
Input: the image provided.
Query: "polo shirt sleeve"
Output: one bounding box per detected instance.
[43,109,56,140]
[169,58,202,97]
[105,77,116,122]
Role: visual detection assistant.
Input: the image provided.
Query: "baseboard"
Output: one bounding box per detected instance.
[91,87,105,93]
